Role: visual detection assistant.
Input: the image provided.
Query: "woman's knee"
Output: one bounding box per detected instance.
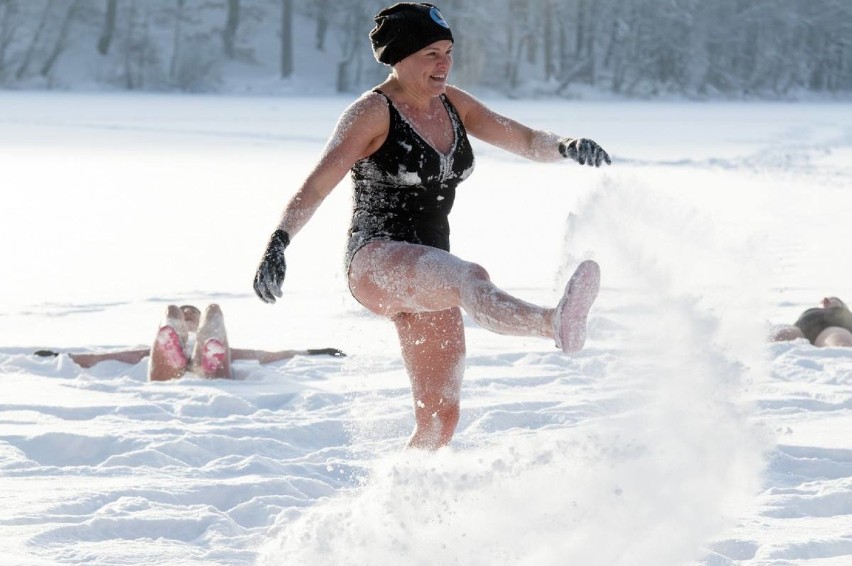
[463,261,490,284]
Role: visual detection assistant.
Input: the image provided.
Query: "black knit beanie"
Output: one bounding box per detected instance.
[369,3,454,66]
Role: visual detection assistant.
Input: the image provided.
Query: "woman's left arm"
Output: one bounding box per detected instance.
[446,86,610,167]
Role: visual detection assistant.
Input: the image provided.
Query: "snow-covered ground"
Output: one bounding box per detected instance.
[1,91,851,565]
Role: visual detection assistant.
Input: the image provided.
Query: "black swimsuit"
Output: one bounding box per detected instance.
[795,306,852,344]
[345,90,475,270]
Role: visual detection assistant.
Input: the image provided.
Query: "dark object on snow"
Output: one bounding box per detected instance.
[795,300,852,345]
[307,348,346,357]
[33,350,59,357]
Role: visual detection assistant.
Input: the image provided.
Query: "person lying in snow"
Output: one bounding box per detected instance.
[770,297,852,347]
[34,304,345,381]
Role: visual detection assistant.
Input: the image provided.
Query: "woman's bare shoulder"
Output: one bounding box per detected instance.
[342,90,390,123]
[444,85,487,119]
[327,90,391,156]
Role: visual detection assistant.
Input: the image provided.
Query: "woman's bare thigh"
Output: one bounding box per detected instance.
[348,241,476,317]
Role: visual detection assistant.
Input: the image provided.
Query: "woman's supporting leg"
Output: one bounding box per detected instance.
[149,305,189,381]
[191,304,232,378]
[814,326,852,347]
[394,307,466,450]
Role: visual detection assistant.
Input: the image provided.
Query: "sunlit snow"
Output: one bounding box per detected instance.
[1,92,852,565]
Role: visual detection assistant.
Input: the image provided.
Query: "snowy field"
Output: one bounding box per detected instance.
[1,91,852,565]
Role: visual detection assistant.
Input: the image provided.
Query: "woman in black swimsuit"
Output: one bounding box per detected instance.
[253,3,611,450]
[771,297,852,347]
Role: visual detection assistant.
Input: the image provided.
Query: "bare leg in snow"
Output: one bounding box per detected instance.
[349,241,599,449]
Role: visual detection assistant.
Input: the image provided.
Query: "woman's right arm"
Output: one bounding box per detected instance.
[275,93,389,238]
[254,93,388,303]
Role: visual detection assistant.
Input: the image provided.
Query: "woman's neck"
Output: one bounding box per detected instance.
[380,76,439,111]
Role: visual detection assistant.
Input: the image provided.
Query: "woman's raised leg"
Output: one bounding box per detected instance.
[395,307,466,450]
[349,241,598,350]
[351,242,550,335]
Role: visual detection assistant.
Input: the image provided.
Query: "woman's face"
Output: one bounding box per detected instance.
[395,40,453,95]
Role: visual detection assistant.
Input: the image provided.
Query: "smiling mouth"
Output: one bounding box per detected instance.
[430,74,447,82]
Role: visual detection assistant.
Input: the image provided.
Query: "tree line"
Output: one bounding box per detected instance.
[0,0,849,97]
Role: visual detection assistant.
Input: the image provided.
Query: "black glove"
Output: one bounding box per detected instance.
[253,229,290,304]
[558,137,611,167]
[34,350,59,357]
[307,347,346,357]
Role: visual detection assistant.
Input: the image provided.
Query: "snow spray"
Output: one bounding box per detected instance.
[257,173,770,566]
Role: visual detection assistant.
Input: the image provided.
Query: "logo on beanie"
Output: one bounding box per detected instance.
[429,6,450,29]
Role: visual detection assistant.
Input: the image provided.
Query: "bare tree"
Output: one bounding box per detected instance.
[15,0,54,81]
[310,0,330,51]
[41,0,81,78]
[222,0,238,59]
[335,2,359,92]
[335,1,377,92]
[0,0,19,81]
[505,0,528,88]
[97,0,117,55]
[120,0,162,91]
[542,0,556,80]
[122,0,137,89]
[0,0,848,96]
[280,0,292,78]
[169,0,185,81]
